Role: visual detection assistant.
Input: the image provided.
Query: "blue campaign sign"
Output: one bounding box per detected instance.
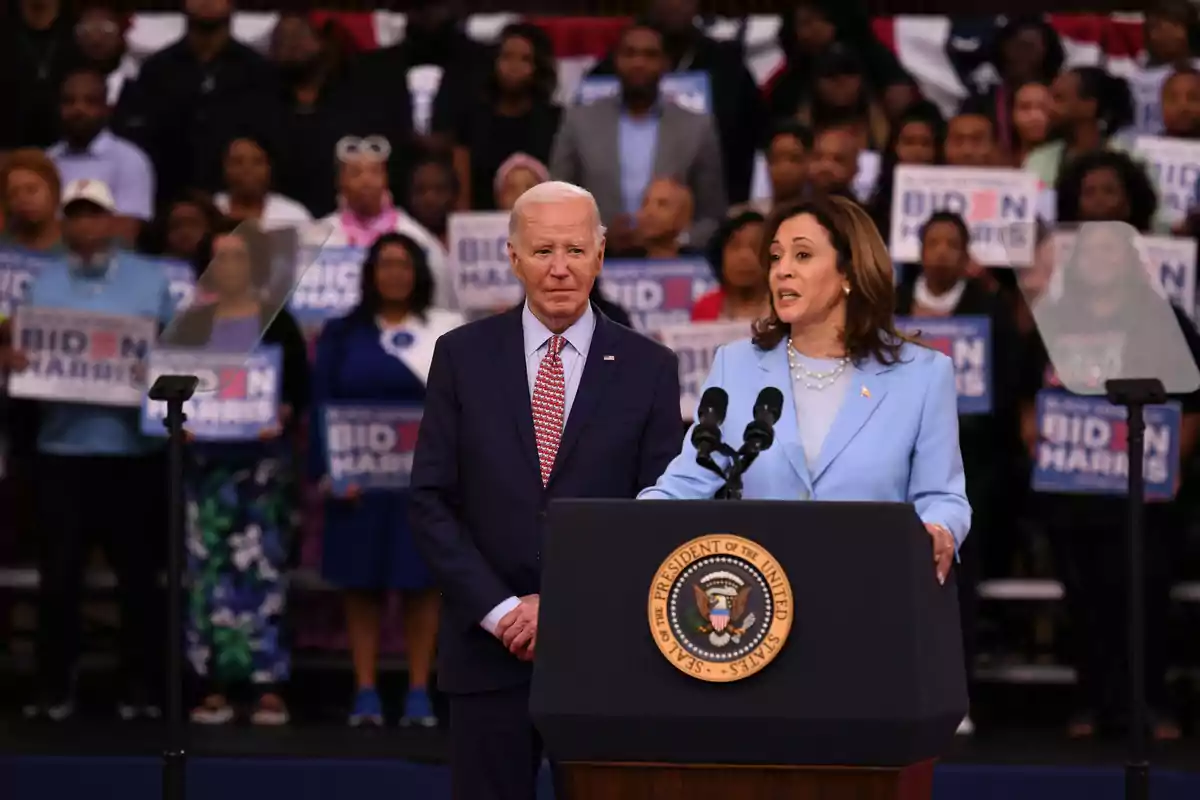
[288,245,364,328]
[0,245,57,319]
[154,257,196,311]
[600,258,718,334]
[895,315,992,414]
[141,347,283,441]
[576,71,712,115]
[324,404,423,495]
[1032,391,1180,499]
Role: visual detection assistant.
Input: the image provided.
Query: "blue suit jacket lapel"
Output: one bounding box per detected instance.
[549,308,617,486]
[498,307,541,480]
[810,361,889,484]
[758,345,813,492]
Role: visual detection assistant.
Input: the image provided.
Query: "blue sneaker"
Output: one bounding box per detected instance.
[348,687,384,728]
[399,688,438,728]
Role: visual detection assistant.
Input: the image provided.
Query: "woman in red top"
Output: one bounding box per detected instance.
[691,208,770,322]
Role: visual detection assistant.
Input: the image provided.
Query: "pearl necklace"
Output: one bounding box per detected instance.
[787,339,849,391]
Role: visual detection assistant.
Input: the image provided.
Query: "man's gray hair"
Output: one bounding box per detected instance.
[508,181,607,245]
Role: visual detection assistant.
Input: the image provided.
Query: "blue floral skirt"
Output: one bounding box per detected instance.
[185,447,292,687]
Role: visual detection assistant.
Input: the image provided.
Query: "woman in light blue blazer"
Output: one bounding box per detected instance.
[639,196,971,583]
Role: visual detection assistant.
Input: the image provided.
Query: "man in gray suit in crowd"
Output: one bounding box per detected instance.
[549,21,726,250]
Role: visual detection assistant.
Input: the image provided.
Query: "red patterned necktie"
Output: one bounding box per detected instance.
[531,335,567,486]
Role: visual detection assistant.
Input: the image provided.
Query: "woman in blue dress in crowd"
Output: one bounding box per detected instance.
[170,218,311,726]
[310,232,464,727]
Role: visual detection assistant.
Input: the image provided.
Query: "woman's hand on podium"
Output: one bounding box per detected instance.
[926,523,955,585]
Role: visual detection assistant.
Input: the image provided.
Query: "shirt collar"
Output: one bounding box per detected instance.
[522,301,596,360]
[52,129,115,158]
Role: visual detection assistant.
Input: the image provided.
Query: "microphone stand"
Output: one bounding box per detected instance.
[1106,377,1165,800]
[149,374,199,800]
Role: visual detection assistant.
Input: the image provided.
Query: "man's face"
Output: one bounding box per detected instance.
[636,179,690,242]
[63,204,112,253]
[615,27,667,96]
[75,9,123,64]
[944,115,995,167]
[1146,14,1191,63]
[809,129,858,195]
[920,220,968,288]
[507,196,604,329]
[1162,73,1200,137]
[60,73,107,141]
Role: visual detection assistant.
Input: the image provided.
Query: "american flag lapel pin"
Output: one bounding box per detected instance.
[861,385,870,398]
[604,355,616,361]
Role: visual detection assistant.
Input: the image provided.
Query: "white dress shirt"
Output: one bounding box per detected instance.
[213,192,314,231]
[480,301,597,635]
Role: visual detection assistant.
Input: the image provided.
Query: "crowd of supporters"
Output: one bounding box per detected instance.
[2,0,1200,741]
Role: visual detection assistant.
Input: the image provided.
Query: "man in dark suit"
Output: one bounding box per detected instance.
[410,180,683,800]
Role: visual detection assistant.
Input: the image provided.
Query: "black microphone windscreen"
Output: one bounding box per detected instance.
[755,387,784,423]
[698,387,729,424]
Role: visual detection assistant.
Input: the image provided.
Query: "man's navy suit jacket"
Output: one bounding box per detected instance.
[410,304,684,694]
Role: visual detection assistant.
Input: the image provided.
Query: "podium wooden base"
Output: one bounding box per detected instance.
[560,760,935,800]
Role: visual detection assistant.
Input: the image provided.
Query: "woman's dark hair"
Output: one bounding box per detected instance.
[1055,150,1158,233]
[766,118,814,152]
[751,196,914,365]
[490,22,558,104]
[191,217,274,288]
[867,103,945,241]
[706,208,766,283]
[1069,66,1135,135]
[919,211,970,251]
[137,190,223,256]
[350,232,435,320]
[990,16,1065,85]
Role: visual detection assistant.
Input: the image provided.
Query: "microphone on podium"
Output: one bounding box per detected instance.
[742,387,784,458]
[691,387,729,478]
[719,387,784,500]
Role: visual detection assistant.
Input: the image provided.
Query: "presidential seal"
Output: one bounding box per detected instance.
[648,534,793,683]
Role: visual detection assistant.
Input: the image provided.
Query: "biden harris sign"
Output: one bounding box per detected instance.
[889,166,1039,267]
[1033,391,1180,500]
[324,405,422,495]
[141,347,283,441]
[600,259,718,335]
[289,245,365,328]
[895,316,992,414]
[10,307,155,407]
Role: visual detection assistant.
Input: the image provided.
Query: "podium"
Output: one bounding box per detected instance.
[529,500,967,800]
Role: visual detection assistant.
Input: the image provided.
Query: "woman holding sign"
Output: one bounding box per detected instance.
[640,196,971,582]
[171,219,310,726]
[311,232,463,728]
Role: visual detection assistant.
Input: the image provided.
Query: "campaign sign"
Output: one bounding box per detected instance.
[576,71,712,115]
[600,259,718,335]
[10,306,156,407]
[0,245,56,320]
[657,320,748,419]
[895,316,992,414]
[324,405,422,495]
[1135,135,1200,227]
[890,166,1039,266]
[156,257,196,311]
[1051,232,1197,318]
[288,245,364,328]
[1033,391,1180,499]
[141,347,282,440]
[448,211,520,312]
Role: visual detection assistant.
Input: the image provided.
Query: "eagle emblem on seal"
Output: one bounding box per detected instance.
[693,571,757,648]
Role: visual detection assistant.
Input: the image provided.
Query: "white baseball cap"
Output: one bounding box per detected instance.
[61,178,116,213]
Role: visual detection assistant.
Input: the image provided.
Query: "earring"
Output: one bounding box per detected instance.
[843,285,851,296]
